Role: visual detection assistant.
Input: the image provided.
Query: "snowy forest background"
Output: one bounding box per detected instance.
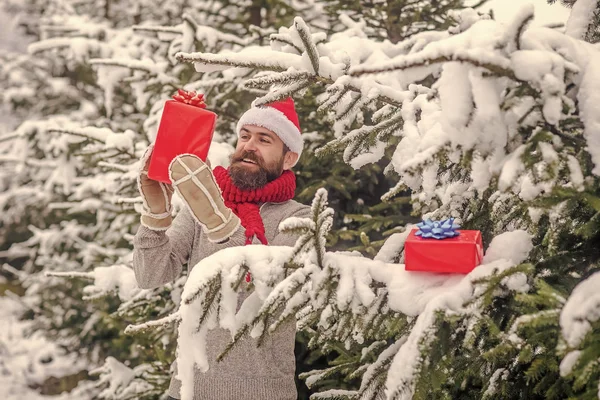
[2,0,600,399]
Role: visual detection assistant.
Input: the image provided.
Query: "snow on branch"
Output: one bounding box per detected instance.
[294,17,320,75]
[125,310,182,334]
[349,48,516,80]
[565,0,599,40]
[89,58,164,74]
[28,37,102,55]
[560,271,600,349]
[132,25,181,35]
[165,186,534,400]
[176,50,299,73]
[47,265,142,302]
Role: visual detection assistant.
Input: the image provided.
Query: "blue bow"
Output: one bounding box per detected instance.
[415,218,460,239]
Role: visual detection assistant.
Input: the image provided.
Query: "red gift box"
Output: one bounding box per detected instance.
[404,229,483,274]
[147,91,217,183]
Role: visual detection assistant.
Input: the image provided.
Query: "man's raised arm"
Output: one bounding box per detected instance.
[132,146,194,289]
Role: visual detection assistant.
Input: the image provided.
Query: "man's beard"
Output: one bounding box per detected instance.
[229,150,284,190]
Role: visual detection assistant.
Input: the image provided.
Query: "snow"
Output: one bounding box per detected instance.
[567,155,585,190]
[0,297,92,400]
[89,357,157,399]
[482,368,508,399]
[498,145,526,192]
[374,226,413,263]
[559,350,581,377]
[482,230,533,265]
[560,271,600,348]
[564,0,597,39]
[84,265,141,301]
[576,51,600,176]
[104,130,135,153]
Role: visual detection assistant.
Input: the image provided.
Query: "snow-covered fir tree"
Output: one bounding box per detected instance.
[152,1,600,399]
[3,0,600,400]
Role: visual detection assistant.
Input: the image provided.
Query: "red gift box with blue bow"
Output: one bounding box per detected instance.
[147,90,217,183]
[404,218,483,274]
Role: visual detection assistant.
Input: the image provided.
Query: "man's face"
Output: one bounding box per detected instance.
[229,125,298,190]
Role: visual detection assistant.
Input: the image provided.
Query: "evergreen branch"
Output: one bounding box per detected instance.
[89,58,157,74]
[363,291,391,337]
[317,86,351,115]
[294,17,320,75]
[317,110,403,157]
[176,51,289,72]
[124,311,182,334]
[46,129,136,158]
[182,13,249,46]
[47,201,120,213]
[195,291,221,334]
[28,40,76,55]
[506,309,560,343]
[256,275,310,346]
[132,25,181,35]
[269,34,303,54]
[268,287,310,334]
[300,361,356,389]
[249,25,279,40]
[358,338,406,399]
[335,92,363,122]
[350,53,516,81]
[473,263,535,307]
[45,271,94,280]
[114,197,142,205]
[183,274,221,305]
[81,292,108,301]
[217,273,308,361]
[243,71,312,90]
[289,233,315,262]
[510,8,534,51]
[0,132,19,143]
[231,264,248,292]
[0,156,57,168]
[98,161,130,171]
[46,128,104,143]
[181,12,199,32]
[315,211,334,267]
[372,104,398,125]
[253,80,313,107]
[309,389,358,400]
[39,25,79,34]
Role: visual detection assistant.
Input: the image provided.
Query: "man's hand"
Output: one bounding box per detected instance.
[169,154,240,243]
[137,145,174,230]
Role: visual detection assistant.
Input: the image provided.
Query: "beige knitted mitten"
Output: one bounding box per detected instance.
[137,145,174,230]
[169,154,240,243]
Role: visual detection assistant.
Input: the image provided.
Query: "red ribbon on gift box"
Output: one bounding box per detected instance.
[172,89,207,108]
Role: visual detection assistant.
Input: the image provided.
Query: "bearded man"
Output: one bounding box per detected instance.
[132,98,310,400]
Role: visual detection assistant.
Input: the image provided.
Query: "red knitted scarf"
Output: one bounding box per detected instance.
[212,166,296,245]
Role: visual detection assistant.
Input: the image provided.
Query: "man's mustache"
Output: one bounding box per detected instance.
[232,151,264,167]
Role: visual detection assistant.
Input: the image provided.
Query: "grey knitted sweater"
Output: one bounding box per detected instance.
[133,199,311,400]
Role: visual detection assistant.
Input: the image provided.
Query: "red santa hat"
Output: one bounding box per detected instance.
[236,97,303,164]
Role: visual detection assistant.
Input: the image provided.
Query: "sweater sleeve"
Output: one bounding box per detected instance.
[132,206,196,289]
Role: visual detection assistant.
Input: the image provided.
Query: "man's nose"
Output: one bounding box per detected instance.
[244,137,258,151]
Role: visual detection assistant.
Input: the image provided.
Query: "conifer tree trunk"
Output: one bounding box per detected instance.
[249,0,263,27]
